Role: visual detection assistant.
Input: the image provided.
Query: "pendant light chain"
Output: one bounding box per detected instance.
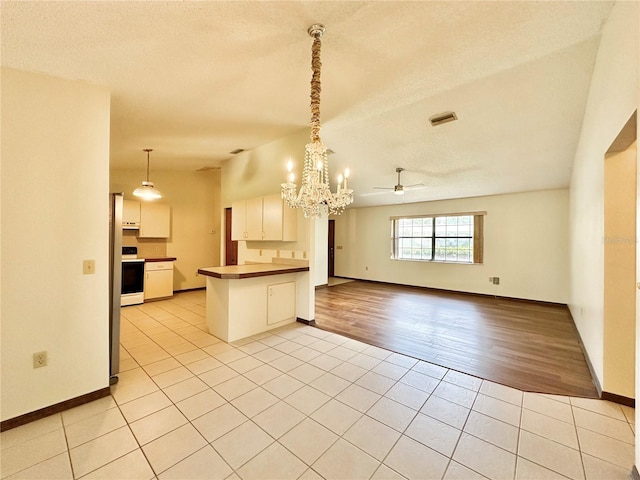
[310,33,322,143]
[144,148,153,183]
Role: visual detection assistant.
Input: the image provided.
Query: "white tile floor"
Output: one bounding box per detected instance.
[1,291,636,480]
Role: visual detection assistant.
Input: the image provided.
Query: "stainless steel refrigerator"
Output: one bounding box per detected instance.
[108,193,123,385]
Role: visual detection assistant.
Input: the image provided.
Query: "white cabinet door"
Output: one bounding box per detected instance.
[144,264,173,300]
[123,200,140,228]
[139,203,170,238]
[267,281,296,325]
[246,197,263,240]
[262,194,283,240]
[231,200,247,240]
[282,202,297,241]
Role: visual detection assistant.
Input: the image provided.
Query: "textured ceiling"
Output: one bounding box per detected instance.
[1,1,613,207]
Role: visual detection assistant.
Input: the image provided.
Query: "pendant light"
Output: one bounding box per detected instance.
[133,148,162,200]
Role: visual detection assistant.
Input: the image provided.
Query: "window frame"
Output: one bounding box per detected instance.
[390,211,485,264]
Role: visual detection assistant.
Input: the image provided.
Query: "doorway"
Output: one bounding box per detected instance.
[224,207,238,266]
[603,111,637,401]
[328,219,335,278]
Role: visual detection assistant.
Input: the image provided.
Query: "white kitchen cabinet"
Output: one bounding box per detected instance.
[139,203,170,238]
[231,194,296,241]
[144,261,173,300]
[246,196,263,240]
[267,281,296,325]
[232,197,262,240]
[123,200,141,229]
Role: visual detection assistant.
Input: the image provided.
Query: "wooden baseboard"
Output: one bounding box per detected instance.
[174,287,206,293]
[335,277,567,306]
[0,387,111,432]
[561,310,636,408]
[297,317,316,326]
[631,465,640,480]
[602,391,635,408]
[566,309,603,397]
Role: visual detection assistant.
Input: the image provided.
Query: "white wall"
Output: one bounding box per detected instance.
[314,215,329,286]
[568,1,638,393]
[1,68,111,421]
[110,169,221,290]
[334,189,569,303]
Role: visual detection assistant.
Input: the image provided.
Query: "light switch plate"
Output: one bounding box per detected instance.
[83,260,95,274]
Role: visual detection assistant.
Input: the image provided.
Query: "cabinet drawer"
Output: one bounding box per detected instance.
[145,262,173,271]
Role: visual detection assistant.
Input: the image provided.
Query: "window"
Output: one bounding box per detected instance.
[391,213,484,264]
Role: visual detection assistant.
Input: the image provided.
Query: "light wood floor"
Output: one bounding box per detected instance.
[315,280,598,398]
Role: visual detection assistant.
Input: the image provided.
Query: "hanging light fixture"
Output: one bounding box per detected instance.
[281,24,353,218]
[133,148,162,200]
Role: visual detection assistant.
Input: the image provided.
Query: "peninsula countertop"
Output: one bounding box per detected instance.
[198,262,309,280]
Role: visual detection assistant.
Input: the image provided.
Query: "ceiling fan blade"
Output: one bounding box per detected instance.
[404,183,426,190]
[373,186,394,190]
[359,190,393,197]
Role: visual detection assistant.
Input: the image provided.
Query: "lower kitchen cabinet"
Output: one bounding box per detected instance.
[267,281,296,325]
[144,261,174,300]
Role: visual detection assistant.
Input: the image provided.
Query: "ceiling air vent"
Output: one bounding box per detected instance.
[429,111,458,127]
[229,148,245,155]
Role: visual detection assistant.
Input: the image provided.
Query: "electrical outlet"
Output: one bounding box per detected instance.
[276,250,280,257]
[291,251,295,258]
[365,266,369,271]
[303,251,307,259]
[33,351,47,368]
[489,277,493,283]
[83,260,95,275]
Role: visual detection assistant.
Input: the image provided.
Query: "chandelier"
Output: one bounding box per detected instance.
[281,24,353,218]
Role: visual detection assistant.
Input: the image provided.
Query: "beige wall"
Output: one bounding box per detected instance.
[568,1,638,394]
[110,169,221,291]
[604,144,637,398]
[334,189,569,303]
[1,68,111,421]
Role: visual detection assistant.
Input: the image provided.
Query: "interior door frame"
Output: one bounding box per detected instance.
[225,207,238,266]
[328,219,335,278]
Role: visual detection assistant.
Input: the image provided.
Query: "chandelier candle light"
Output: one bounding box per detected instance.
[281,24,354,218]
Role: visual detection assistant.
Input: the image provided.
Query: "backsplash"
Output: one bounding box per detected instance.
[239,243,308,265]
[122,230,167,258]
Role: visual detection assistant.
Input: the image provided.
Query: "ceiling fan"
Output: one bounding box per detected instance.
[369,167,426,196]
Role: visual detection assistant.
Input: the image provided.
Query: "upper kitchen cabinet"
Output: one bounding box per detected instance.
[139,203,171,238]
[123,200,141,229]
[232,194,296,241]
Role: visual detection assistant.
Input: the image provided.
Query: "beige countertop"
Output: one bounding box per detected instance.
[198,263,309,280]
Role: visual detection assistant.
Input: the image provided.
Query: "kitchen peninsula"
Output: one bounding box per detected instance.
[198,261,310,342]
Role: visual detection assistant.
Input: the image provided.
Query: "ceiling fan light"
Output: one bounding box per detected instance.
[394,189,404,196]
